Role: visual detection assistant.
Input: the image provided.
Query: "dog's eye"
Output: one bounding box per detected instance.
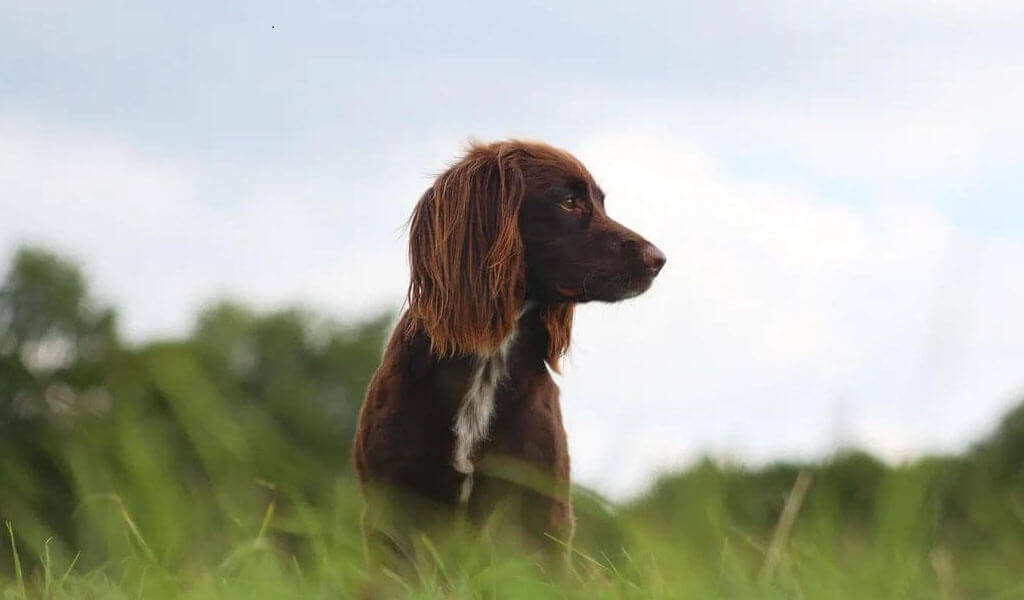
[559,196,582,212]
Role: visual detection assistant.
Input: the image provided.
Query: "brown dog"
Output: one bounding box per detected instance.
[353,140,664,569]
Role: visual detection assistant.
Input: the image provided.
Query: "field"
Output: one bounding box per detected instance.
[5,452,1024,599]
[3,248,1024,599]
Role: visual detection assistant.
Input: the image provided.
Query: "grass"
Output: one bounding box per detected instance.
[3,461,1018,600]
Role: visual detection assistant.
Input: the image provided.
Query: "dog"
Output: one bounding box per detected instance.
[353,140,665,571]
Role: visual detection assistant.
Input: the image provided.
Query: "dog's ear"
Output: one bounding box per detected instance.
[406,145,527,357]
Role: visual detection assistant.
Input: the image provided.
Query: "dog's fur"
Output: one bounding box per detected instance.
[353,140,665,568]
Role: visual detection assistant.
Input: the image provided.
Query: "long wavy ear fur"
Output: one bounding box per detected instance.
[541,303,574,372]
[406,142,574,369]
[406,143,527,357]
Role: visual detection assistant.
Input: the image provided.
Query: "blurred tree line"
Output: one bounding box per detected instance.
[1,247,391,570]
[2,246,1024,586]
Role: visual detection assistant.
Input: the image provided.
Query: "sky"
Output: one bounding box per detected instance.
[3,1,1024,498]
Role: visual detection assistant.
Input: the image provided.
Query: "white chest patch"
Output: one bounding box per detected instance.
[452,329,517,503]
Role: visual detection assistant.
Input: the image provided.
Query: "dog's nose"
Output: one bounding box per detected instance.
[641,244,666,276]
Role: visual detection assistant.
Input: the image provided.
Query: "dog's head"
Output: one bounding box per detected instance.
[407,140,665,368]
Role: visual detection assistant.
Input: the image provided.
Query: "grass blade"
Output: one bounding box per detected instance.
[760,470,814,582]
[58,551,82,589]
[257,501,276,539]
[6,521,26,599]
[42,536,53,596]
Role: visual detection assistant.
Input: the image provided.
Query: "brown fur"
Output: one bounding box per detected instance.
[353,140,664,574]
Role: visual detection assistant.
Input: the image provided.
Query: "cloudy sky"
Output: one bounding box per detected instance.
[4,1,1024,498]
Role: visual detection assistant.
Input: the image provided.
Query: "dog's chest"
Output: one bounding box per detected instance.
[451,330,518,501]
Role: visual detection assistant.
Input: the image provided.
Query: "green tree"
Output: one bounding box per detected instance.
[0,247,120,569]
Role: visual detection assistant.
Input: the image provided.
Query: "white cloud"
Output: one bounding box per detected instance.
[861,0,1024,18]
[592,61,1024,188]
[766,63,1024,177]
[0,116,191,246]
[561,130,1024,499]
[0,118,408,338]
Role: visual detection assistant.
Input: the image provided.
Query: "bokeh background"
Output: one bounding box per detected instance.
[4,2,1024,597]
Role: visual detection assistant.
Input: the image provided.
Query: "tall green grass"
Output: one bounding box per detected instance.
[5,458,1019,599]
[5,420,1024,600]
